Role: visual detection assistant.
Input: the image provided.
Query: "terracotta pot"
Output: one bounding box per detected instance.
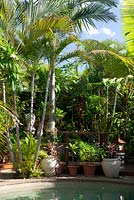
[0,162,14,170]
[83,163,96,176]
[67,165,79,176]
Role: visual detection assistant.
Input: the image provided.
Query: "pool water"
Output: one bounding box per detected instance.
[0,181,134,200]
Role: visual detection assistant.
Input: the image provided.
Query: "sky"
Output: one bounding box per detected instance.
[80,1,124,43]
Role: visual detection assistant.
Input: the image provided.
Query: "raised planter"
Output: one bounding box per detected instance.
[102,158,121,178]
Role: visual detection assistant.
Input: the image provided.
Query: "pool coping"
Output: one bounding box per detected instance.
[0,176,134,187]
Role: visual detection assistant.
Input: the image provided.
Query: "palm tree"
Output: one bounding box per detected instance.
[43,0,118,134]
[15,0,73,135]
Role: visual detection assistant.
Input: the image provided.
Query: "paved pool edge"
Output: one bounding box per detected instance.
[0,176,134,187]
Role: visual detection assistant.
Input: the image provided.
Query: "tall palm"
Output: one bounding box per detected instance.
[121,0,134,57]
[44,0,118,134]
[1,0,72,134]
[15,0,73,135]
[34,0,121,163]
[34,35,77,165]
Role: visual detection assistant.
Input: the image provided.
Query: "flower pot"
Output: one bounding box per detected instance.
[41,156,58,176]
[83,163,96,176]
[67,164,79,176]
[102,158,121,178]
[0,162,14,170]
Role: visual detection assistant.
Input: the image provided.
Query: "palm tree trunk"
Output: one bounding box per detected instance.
[2,80,15,163]
[34,69,51,166]
[13,92,22,161]
[48,60,56,138]
[29,72,35,134]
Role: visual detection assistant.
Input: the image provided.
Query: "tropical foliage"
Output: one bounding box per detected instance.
[0,0,134,177]
[121,0,134,57]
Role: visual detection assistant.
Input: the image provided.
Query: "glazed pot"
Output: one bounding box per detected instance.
[41,156,58,176]
[102,158,121,178]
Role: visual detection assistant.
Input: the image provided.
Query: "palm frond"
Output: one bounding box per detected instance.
[88,49,134,74]
[0,101,20,126]
[121,0,134,56]
[67,0,117,8]
[72,3,117,31]
[57,49,92,64]
[21,16,73,45]
[55,35,78,56]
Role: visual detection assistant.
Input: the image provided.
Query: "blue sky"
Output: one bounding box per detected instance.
[80,2,124,43]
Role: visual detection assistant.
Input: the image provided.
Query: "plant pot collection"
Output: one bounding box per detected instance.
[67,162,98,177]
[67,159,121,177]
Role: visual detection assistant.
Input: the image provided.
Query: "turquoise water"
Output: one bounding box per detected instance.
[0,181,134,200]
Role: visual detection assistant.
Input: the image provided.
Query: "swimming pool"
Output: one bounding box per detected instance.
[0,180,134,200]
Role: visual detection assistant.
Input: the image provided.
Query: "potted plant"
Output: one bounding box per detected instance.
[101,143,121,178]
[67,140,80,176]
[39,141,61,177]
[78,141,99,176]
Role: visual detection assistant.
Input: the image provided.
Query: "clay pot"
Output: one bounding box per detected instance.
[83,163,96,176]
[0,162,14,170]
[67,164,79,176]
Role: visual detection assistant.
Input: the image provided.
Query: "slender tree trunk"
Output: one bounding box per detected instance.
[34,70,51,166]
[29,72,35,134]
[106,85,109,123]
[109,87,118,131]
[2,80,15,163]
[48,60,56,137]
[13,92,22,161]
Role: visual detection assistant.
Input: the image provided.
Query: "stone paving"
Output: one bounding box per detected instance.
[0,175,134,187]
[0,165,134,187]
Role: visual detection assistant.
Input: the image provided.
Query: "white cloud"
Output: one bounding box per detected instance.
[100,27,116,37]
[119,0,124,4]
[87,26,100,36]
[84,25,116,38]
